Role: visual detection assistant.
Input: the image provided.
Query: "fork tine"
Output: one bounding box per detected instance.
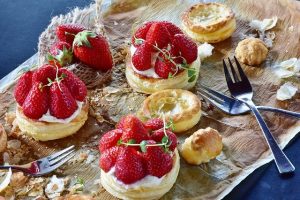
[198,91,226,112]
[49,149,75,166]
[234,56,249,82]
[228,58,239,82]
[200,85,234,103]
[223,59,234,85]
[47,145,75,161]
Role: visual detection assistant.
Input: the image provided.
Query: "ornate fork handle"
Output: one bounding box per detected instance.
[258,106,300,119]
[243,99,295,174]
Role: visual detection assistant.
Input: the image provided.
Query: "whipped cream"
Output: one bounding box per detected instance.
[38,101,83,124]
[107,166,164,189]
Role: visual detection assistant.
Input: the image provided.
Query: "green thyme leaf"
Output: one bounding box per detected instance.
[117,139,122,145]
[75,177,85,185]
[128,139,136,144]
[168,73,174,79]
[188,74,196,83]
[161,136,169,144]
[140,140,147,153]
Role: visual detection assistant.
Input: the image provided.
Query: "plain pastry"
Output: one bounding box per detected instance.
[235,38,268,66]
[182,3,236,43]
[180,127,222,165]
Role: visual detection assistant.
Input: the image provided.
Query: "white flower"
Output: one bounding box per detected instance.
[45,175,65,198]
[276,82,298,101]
[198,42,214,60]
[250,17,278,32]
[274,58,300,78]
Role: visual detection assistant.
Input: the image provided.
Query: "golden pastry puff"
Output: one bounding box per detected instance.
[182,2,236,43]
[235,38,268,66]
[101,149,180,200]
[137,89,201,133]
[180,127,222,165]
[16,100,89,141]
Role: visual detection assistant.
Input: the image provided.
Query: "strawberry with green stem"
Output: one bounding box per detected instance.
[48,41,73,68]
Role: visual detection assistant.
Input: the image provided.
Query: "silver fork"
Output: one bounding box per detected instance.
[198,85,300,118]
[223,56,295,174]
[0,145,75,176]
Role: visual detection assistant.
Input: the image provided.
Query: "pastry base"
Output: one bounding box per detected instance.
[125,53,201,94]
[101,149,180,200]
[16,100,89,141]
[137,89,202,133]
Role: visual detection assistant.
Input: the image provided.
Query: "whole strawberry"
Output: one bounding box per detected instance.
[119,115,149,143]
[56,24,86,45]
[144,118,164,132]
[73,31,113,71]
[48,41,73,68]
[32,64,56,85]
[142,140,173,178]
[131,21,155,47]
[59,68,87,101]
[132,42,152,71]
[99,129,123,153]
[146,23,170,50]
[115,147,146,184]
[14,71,33,106]
[22,82,49,119]
[49,82,78,119]
[100,146,123,172]
[151,129,177,151]
[172,34,198,64]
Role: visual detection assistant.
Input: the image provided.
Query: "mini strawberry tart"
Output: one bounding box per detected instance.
[126,21,201,94]
[99,115,180,200]
[14,64,89,141]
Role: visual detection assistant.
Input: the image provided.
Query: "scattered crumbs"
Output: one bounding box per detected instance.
[288,25,294,32]
[113,21,118,25]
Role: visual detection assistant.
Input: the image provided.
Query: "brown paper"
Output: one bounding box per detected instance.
[0,0,300,199]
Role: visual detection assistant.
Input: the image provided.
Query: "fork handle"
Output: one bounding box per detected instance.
[243,100,295,174]
[257,106,300,119]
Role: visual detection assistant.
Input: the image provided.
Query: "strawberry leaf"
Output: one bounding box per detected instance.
[73,30,97,48]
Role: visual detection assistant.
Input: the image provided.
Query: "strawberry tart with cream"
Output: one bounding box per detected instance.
[99,115,180,200]
[14,64,89,141]
[126,21,201,94]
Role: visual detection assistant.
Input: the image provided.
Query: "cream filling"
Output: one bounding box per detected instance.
[107,166,164,190]
[130,45,199,79]
[38,101,83,124]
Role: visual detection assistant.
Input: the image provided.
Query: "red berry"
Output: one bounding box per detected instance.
[22,82,49,119]
[146,23,170,50]
[99,146,123,172]
[132,42,152,71]
[73,31,113,71]
[32,64,56,85]
[49,82,78,119]
[48,41,73,68]
[14,71,33,106]
[154,57,177,79]
[99,129,123,153]
[142,140,173,178]
[131,21,155,47]
[115,147,146,184]
[56,24,86,45]
[119,115,149,143]
[151,129,177,151]
[144,118,164,132]
[160,21,183,37]
[172,34,198,64]
[59,69,87,101]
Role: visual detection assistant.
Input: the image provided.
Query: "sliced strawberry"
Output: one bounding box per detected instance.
[142,140,173,178]
[119,115,149,143]
[48,41,73,68]
[132,42,152,71]
[99,146,123,172]
[32,64,56,85]
[172,34,198,64]
[49,82,78,119]
[73,31,113,71]
[59,68,87,101]
[14,71,33,106]
[161,21,183,37]
[146,23,170,50]
[115,147,146,184]
[22,82,49,119]
[151,129,177,151]
[56,24,86,45]
[154,57,177,79]
[144,118,164,132]
[131,21,156,47]
[99,129,123,153]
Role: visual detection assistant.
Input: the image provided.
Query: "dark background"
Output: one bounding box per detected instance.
[0,0,299,199]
